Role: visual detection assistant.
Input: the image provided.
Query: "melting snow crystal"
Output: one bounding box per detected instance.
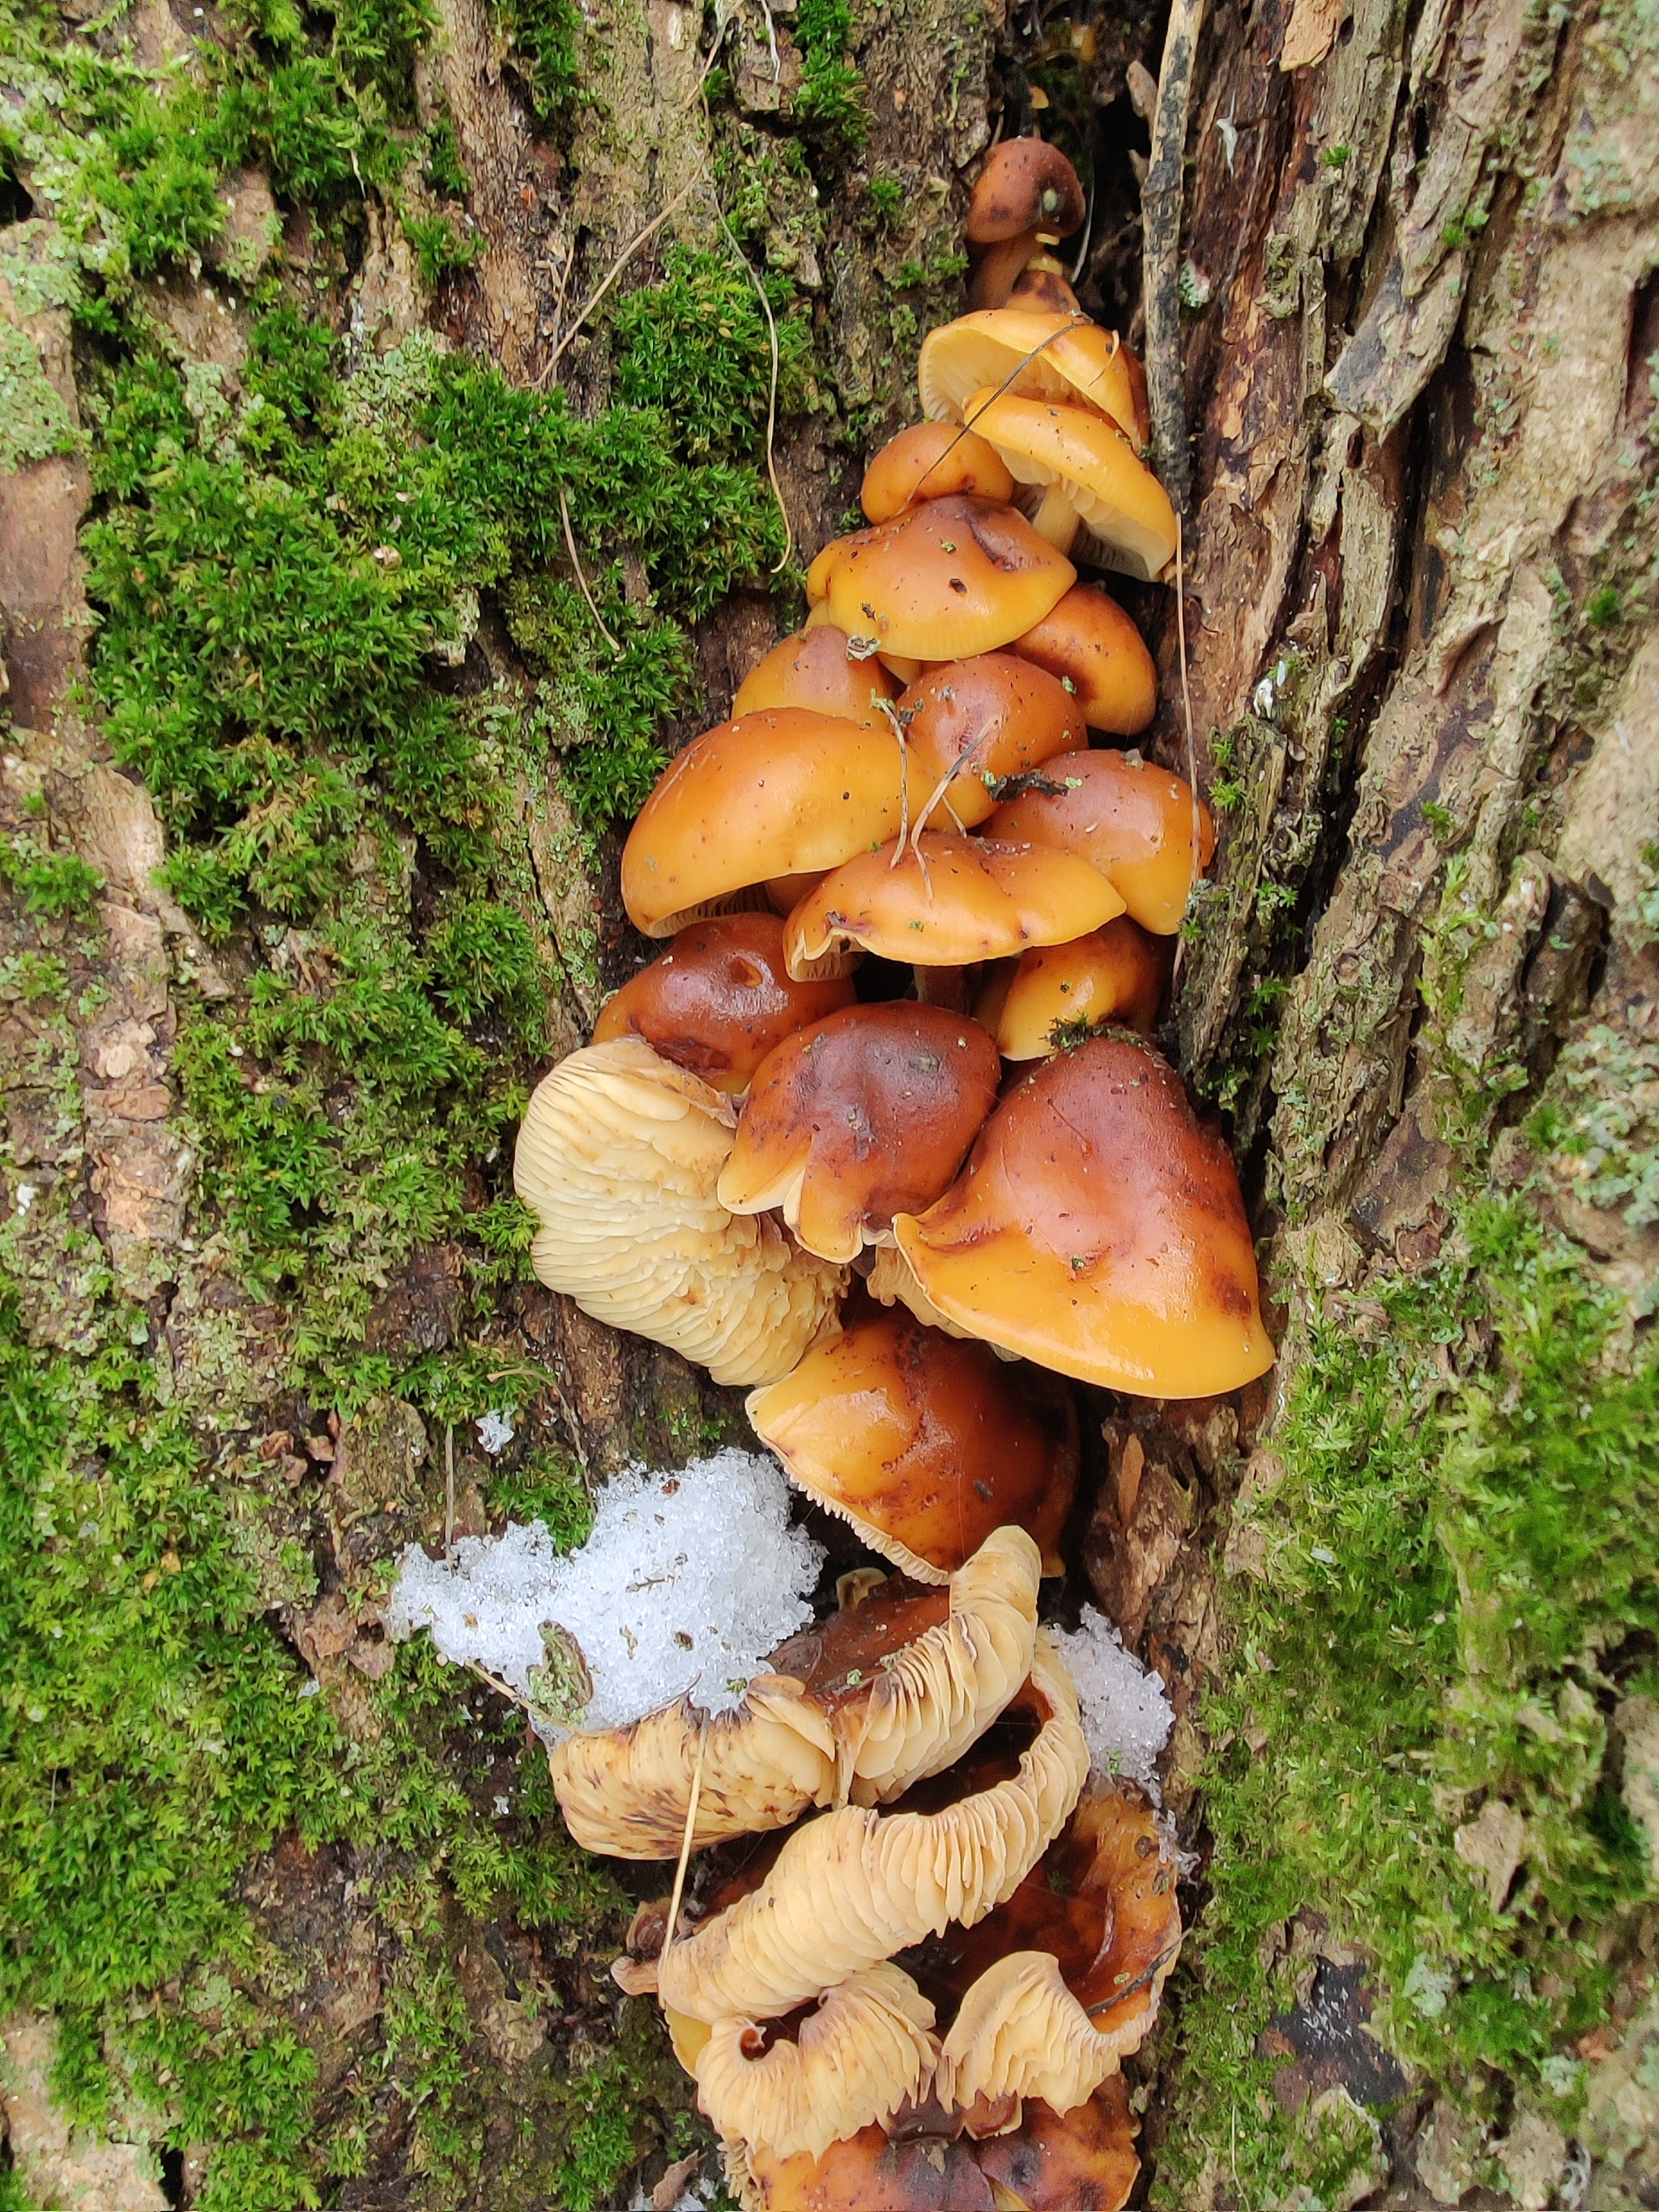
[386,1449,821,1738]
[1047,1606,1172,1789]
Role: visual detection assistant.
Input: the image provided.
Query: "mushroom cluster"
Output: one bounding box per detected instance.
[509,136,1277,2201]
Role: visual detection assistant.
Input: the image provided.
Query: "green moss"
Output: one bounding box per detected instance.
[492,0,586,123]
[0,831,102,918]
[793,0,867,139]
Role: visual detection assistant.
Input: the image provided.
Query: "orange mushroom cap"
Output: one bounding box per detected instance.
[735,627,902,725]
[621,709,915,938]
[784,832,1124,976]
[919,312,1147,452]
[892,1033,1275,1398]
[986,748,1214,936]
[966,139,1086,243]
[717,1004,1000,1264]
[988,918,1170,1059]
[861,423,1016,522]
[896,654,1086,833]
[1008,254,1081,316]
[591,914,857,1093]
[808,495,1075,664]
[747,1306,1079,1580]
[962,389,1178,581]
[1012,583,1156,737]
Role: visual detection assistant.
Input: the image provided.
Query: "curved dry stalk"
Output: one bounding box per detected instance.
[660,1723,709,1973]
[539,177,701,386]
[561,488,622,656]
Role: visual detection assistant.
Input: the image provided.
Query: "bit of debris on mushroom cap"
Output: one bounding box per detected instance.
[989,918,1170,1059]
[987,747,1215,936]
[513,1038,846,1387]
[892,1034,1275,1399]
[733,626,901,726]
[960,389,1179,583]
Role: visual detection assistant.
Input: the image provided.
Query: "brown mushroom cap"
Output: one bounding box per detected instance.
[988,918,1170,1059]
[747,1309,1078,1582]
[972,2078,1140,2211]
[807,495,1075,664]
[919,312,1147,451]
[1011,584,1156,736]
[1008,254,1081,317]
[861,423,1016,522]
[891,1034,1275,1398]
[734,628,902,726]
[962,390,1179,580]
[514,1038,846,1387]
[717,1003,1001,1264]
[621,708,914,938]
[896,654,1086,833]
[783,832,1124,977]
[591,914,857,1093]
[986,748,1214,935]
[929,1785,1183,2116]
[966,139,1086,243]
[650,1640,1088,2022]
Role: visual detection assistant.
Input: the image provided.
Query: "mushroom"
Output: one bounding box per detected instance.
[986,747,1214,935]
[783,833,1124,978]
[513,1038,845,1387]
[959,389,1179,578]
[986,918,1170,1059]
[551,1526,1043,1853]
[1011,583,1157,736]
[860,423,1016,522]
[968,228,1045,311]
[890,1034,1275,1398]
[1007,253,1081,316]
[896,654,1086,833]
[966,139,1086,247]
[716,1003,1001,1264]
[932,1784,1182,2117]
[865,1245,979,1343]
[734,626,902,725]
[804,495,1075,664]
[693,1964,940,2166]
[746,1306,1079,1582]
[642,1640,1088,2022]
[919,311,1149,452]
[620,707,915,939]
[591,914,857,1093]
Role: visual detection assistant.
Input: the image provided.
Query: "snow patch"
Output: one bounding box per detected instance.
[1047,1606,1172,1790]
[386,1449,821,1739]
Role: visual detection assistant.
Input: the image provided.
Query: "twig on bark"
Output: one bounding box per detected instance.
[1143,0,1208,515]
[539,177,701,384]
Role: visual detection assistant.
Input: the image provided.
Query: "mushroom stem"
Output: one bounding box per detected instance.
[914,964,972,1013]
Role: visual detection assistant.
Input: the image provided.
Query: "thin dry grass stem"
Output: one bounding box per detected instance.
[467,1658,534,1714]
[909,711,1004,850]
[919,317,1089,483]
[661,1724,709,1971]
[1171,509,1199,993]
[445,1426,455,1562]
[561,487,622,655]
[873,696,911,862]
[709,183,792,572]
[539,177,701,386]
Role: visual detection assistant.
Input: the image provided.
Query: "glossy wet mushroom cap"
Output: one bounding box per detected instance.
[861,422,1016,522]
[808,494,1076,664]
[962,388,1179,579]
[783,832,1124,976]
[966,139,1086,243]
[717,1003,1001,1264]
[892,1033,1275,1398]
[747,1307,1079,1581]
[620,707,914,938]
[591,914,857,1092]
[987,917,1170,1059]
[896,654,1086,833]
[734,627,902,726]
[919,312,1148,451]
[986,747,1214,935]
[1012,582,1157,736]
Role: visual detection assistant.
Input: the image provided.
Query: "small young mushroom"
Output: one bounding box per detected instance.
[961,389,1179,579]
[746,1306,1079,1581]
[966,138,1086,245]
[896,654,1086,832]
[986,747,1215,935]
[733,626,902,726]
[621,707,914,938]
[643,1641,1088,2022]
[987,918,1170,1059]
[514,1038,845,1387]
[591,914,856,1093]
[860,422,1016,522]
[1007,253,1081,316]
[931,1784,1183,2117]
[919,310,1149,451]
[783,833,1124,977]
[805,494,1075,663]
[890,1034,1275,1398]
[716,1003,1001,1264]
[550,1527,1043,1854]
[1011,582,1157,736]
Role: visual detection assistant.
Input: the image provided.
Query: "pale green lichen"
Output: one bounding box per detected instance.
[0,318,77,469]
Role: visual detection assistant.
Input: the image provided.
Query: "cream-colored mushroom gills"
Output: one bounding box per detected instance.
[512,1038,845,1387]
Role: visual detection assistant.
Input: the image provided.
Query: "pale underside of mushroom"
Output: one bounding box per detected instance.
[693,1963,940,2163]
[936,1949,1153,2119]
[513,1038,845,1388]
[648,1639,1089,2023]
